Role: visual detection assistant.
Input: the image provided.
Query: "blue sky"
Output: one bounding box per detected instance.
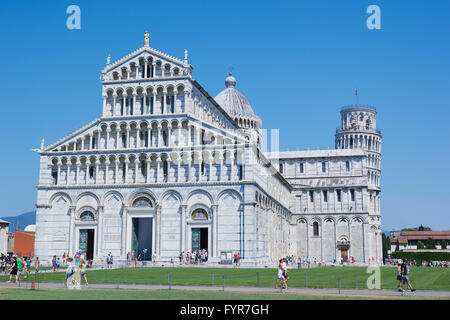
[0,1,449,231]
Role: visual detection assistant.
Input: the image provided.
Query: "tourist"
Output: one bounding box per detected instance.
[52,255,57,271]
[16,255,23,280]
[179,251,184,264]
[64,257,75,287]
[62,252,66,265]
[398,260,416,293]
[200,250,205,263]
[34,257,40,273]
[7,256,18,283]
[282,258,289,288]
[80,258,88,286]
[275,259,286,289]
[233,252,238,266]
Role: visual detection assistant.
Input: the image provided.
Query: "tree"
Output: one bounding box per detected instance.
[417,240,424,249]
[382,233,388,260]
[441,240,447,250]
[426,238,436,249]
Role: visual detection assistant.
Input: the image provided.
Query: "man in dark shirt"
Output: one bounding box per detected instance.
[399,261,416,292]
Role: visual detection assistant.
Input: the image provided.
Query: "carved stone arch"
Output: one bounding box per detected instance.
[310,216,322,225]
[127,188,157,207]
[102,190,124,207]
[324,217,335,223]
[296,217,307,225]
[351,216,364,224]
[49,192,73,209]
[161,189,183,205]
[77,206,97,221]
[188,204,211,220]
[187,189,214,206]
[75,192,100,208]
[338,217,349,224]
[216,189,243,205]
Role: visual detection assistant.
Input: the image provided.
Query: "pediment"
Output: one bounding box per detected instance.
[101,46,189,82]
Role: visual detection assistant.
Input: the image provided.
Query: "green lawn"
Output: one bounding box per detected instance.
[0,287,448,300]
[1,266,449,291]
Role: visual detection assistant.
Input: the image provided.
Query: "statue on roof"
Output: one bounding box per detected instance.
[144,31,150,46]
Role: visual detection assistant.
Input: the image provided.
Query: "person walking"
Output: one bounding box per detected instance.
[282,258,289,289]
[34,257,40,273]
[80,258,88,286]
[7,256,18,283]
[275,259,286,289]
[233,252,238,266]
[398,260,416,293]
[64,257,75,287]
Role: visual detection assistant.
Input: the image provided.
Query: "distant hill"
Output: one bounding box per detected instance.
[1,211,36,233]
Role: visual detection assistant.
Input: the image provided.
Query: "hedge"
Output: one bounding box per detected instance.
[390,251,450,263]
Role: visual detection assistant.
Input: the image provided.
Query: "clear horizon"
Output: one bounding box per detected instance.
[0,1,449,232]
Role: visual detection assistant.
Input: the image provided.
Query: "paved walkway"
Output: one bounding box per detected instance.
[1,281,449,298]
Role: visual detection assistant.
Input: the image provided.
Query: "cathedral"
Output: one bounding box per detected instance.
[34,33,383,265]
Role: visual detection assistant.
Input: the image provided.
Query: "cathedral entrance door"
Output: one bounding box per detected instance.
[131,218,153,260]
[79,229,94,260]
[191,228,208,253]
[341,249,348,262]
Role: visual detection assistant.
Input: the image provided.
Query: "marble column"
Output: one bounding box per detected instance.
[155,204,161,257]
[180,205,187,254]
[121,205,128,257]
[68,206,76,256]
[211,204,218,258]
[97,205,104,257]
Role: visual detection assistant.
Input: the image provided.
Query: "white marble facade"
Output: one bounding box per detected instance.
[34,34,382,265]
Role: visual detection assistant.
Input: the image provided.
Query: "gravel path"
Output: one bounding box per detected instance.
[1,281,449,298]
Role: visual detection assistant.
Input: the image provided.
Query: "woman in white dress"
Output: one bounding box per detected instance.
[275,259,286,289]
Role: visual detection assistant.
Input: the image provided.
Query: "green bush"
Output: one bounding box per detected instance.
[391,251,450,263]
[417,241,424,249]
[442,240,447,250]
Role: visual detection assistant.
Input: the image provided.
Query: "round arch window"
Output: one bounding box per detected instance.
[132,197,153,208]
[192,208,208,220]
[80,211,95,221]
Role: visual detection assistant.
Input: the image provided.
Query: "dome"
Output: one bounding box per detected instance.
[214,73,258,120]
[24,224,36,232]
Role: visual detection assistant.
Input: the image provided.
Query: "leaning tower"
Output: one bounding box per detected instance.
[335,105,383,264]
[335,105,381,189]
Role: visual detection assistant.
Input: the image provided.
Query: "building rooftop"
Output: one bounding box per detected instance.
[266,149,365,159]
